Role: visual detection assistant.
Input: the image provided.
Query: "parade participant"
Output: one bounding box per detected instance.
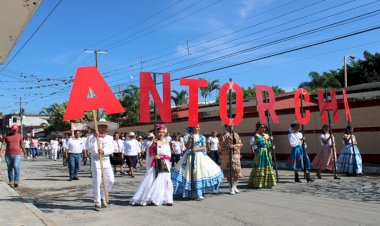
[178,133,186,152]
[31,136,39,160]
[312,125,337,179]
[248,122,276,189]
[171,124,224,200]
[81,132,89,166]
[337,126,363,176]
[171,135,183,166]
[137,135,144,168]
[0,124,27,187]
[219,124,243,195]
[250,134,257,157]
[111,132,124,175]
[287,121,313,182]
[207,131,220,164]
[131,125,173,206]
[165,132,172,143]
[66,130,85,181]
[124,132,140,178]
[62,133,70,166]
[50,136,59,161]
[142,133,155,171]
[120,132,125,141]
[24,135,31,159]
[86,118,118,211]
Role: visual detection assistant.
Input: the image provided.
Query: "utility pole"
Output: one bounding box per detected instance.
[344,55,355,88]
[84,49,108,120]
[19,97,23,137]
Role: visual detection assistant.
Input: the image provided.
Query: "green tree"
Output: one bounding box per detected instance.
[200,79,220,104]
[171,90,188,108]
[299,51,380,91]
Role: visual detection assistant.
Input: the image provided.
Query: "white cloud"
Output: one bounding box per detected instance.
[238,0,272,19]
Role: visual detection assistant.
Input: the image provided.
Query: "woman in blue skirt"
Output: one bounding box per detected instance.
[287,121,313,183]
[171,125,224,201]
[337,126,363,176]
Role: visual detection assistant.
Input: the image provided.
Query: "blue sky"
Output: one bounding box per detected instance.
[1,0,380,114]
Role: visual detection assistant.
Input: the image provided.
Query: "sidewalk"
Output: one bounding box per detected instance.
[0,162,59,226]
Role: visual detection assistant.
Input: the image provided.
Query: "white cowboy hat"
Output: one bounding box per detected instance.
[87,118,119,131]
[128,131,136,137]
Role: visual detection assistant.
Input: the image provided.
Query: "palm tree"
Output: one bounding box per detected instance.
[200,79,220,104]
[171,90,188,108]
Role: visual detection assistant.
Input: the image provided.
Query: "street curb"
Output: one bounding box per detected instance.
[1,181,60,226]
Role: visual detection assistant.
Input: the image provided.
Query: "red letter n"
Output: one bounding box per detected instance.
[140,72,172,123]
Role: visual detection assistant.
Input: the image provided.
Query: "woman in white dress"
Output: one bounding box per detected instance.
[131,124,173,206]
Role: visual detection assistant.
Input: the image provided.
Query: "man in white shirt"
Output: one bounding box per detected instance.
[123,132,140,178]
[207,131,220,164]
[66,130,85,181]
[62,133,70,166]
[50,137,59,161]
[86,118,118,211]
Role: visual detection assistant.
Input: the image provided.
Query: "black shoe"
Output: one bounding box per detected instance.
[334,176,341,180]
[306,173,314,183]
[317,174,322,179]
[69,178,73,181]
[167,203,173,206]
[295,174,302,183]
[74,177,79,180]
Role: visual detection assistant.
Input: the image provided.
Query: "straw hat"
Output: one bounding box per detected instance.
[87,118,119,131]
[147,133,155,138]
[128,131,136,137]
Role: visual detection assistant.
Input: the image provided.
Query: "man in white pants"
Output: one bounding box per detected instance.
[86,118,118,211]
[50,137,59,161]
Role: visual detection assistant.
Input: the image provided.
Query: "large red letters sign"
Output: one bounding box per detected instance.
[317,88,339,124]
[294,88,311,125]
[64,67,124,121]
[255,85,279,124]
[219,82,244,126]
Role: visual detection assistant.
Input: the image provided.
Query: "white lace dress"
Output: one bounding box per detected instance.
[131,142,173,206]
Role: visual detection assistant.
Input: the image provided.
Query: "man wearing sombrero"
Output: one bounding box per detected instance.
[86,118,119,211]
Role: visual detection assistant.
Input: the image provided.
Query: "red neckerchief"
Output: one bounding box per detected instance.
[99,134,106,138]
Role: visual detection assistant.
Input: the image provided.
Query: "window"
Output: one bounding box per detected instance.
[12,117,17,123]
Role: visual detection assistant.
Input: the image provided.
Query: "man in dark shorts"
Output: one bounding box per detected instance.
[0,124,27,187]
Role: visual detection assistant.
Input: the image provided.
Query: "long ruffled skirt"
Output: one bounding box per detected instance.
[248,148,276,188]
[337,144,362,174]
[171,151,224,198]
[312,144,335,170]
[131,162,173,206]
[287,146,312,171]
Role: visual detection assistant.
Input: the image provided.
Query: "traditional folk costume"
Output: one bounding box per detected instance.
[287,124,313,182]
[131,136,173,206]
[312,133,335,172]
[219,131,243,194]
[337,134,363,175]
[171,132,224,200]
[248,133,276,189]
[86,119,118,210]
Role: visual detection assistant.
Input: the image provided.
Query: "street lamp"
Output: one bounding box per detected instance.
[344,55,355,88]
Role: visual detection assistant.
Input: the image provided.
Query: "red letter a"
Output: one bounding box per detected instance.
[64,66,124,121]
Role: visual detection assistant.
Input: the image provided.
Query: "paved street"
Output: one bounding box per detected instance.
[1,157,379,226]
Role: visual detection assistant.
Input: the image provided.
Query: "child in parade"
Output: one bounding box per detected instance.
[219,124,244,195]
[131,124,173,206]
[287,121,313,183]
[312,125,338,179]
[171,125,223,201]
[337,126,363,176]
[248,122,276,189]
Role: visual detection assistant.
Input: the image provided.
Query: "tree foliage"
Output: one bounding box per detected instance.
[200,79,220,104]
[171,90,188,108]
[299,51,380,92]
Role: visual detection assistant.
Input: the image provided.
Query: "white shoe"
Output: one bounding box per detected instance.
[230,188,235,195]
[196,196,205,201]
[233,182,240,193]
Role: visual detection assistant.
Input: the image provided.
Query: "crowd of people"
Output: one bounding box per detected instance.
[0,119,363,211]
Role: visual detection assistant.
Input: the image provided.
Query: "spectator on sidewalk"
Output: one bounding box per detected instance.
[30,136,39,160]
[0,124,27,187]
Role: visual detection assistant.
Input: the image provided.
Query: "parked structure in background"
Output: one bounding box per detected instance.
[1,113,49,137]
